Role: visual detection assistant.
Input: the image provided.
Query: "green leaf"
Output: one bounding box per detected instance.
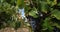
[41,1,48,13]
[42,17,53,31]
[47,0,57,6]
[53,23,60,29]
[17,0,21,5]
[29,7,38,18]
[51,9,60,20]
[16,0,24,8]
[57,3,60,6]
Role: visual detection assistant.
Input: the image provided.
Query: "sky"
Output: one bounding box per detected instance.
[18,8,25,19]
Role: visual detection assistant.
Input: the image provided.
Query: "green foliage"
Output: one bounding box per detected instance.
[0,0,21,29]
[42,17,53,32]
[14,21,21,30]
[0,0,60,32]
[25,0,60,32]
[51,9,60,20]
[17,0,24,8]
[40,1,48,13]
[29,7,38,18]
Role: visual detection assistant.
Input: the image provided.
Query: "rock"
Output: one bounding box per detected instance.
[0,27,15,32]
[17,28,29,32]
[0,27,29,32]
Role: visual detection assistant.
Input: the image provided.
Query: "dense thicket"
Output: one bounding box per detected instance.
[0,0,60,32]
[25,0,60,32]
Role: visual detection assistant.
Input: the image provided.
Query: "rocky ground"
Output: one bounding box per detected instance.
[0,27,29,32]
